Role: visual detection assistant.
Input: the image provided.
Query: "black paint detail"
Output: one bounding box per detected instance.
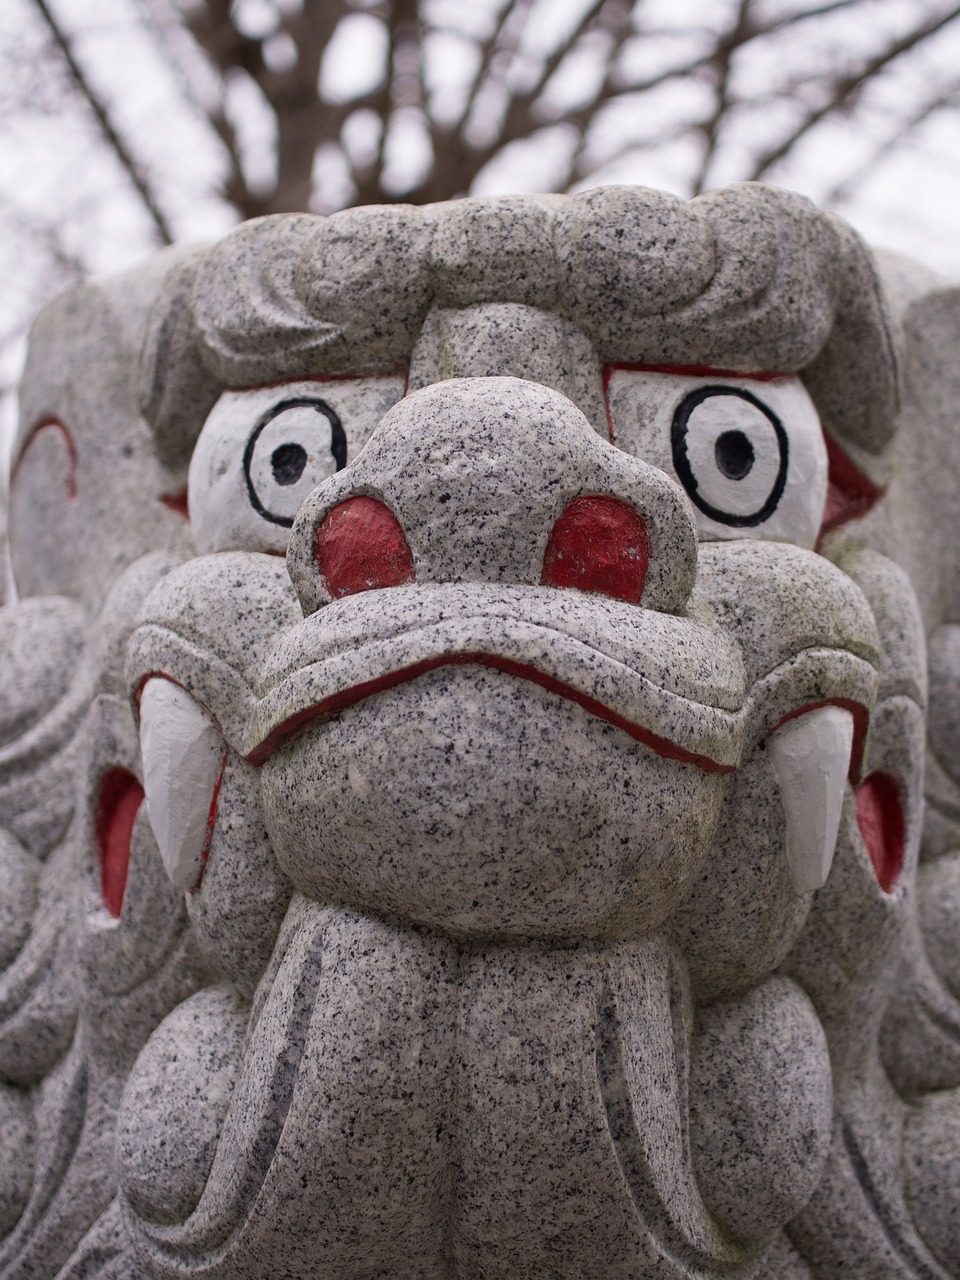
[243,397,348,528]
[271,442,308,486]
[671,386,788,528]
[714,429,754,480]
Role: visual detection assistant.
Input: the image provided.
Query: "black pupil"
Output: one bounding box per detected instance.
[715,430,755,480]
[271,442,308,486]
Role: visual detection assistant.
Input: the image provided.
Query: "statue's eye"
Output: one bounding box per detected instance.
[671,387,788,528]
[189,373,406,556]
[244,398,347,528]
[603,368,826,549]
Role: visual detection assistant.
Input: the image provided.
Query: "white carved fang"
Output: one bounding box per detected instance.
[139,679,225,890]
[767,705,854,896]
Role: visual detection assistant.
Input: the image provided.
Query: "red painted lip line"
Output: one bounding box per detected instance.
[245,652,736,772]
[192,747,227,894]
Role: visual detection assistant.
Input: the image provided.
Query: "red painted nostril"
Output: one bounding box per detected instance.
[316,496,415,599]
[855,771,905,894]
[96,768,144,918]
[542,496,650,603]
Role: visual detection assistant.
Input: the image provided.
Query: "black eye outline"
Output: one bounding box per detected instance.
[243,397,348,528]
[671,386,788,528]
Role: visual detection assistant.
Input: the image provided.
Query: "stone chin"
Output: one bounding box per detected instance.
[259,663,726,941]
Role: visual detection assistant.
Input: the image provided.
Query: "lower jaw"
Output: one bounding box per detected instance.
[258,664,727,942]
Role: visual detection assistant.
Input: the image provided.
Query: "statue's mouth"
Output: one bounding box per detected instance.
[242,581,875,901]
[249,650,735,771]
[129,550,880,903]
[244,581,873,777]
[245,584,746,770]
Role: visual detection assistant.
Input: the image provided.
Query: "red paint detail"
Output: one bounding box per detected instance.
[855,771,905,893]
[160,488,190,520]
[765,698,869,784]
[601,364,617,440]
[819,435,884,538]
[602,363,789,443]
[604,362,790,383]
[315,496,415,599]
[12,418,78,500]
[230,366,408,394]
[246,652,734,773]
[192,749,227,893]
[95,768,144,918]
[542,496,650,604]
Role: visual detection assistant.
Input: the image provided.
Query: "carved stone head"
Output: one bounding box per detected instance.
[2,185,959,1279]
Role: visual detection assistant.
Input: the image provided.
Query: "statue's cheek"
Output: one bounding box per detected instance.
[117,985,248,1227]
[688,975,833,1240]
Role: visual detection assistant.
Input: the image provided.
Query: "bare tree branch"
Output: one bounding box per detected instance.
[30,0,175,243]
[748,3,960,180]
[425,0,629,199]
[692,0,752,195]
[2,0,958,360]
[826,83,960,204]
[762,0,863,32]
[574,118,705,179]
[131,0,251,209]
[496,0,612,148]
[177,0,270,212]
[553,0,638,190]
[260,5,344,213]
[455,1,529,136]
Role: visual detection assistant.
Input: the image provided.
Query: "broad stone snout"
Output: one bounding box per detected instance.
[287,377,699,616]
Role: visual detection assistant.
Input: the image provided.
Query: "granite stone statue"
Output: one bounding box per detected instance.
[1,184,959,1278]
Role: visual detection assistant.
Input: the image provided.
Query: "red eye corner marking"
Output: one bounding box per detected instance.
[820,435,883,538]
[96,768,145,918]
[316,496,415,599]
[855,771,905,894]
[160,489,190,521]
[542,496,650,603]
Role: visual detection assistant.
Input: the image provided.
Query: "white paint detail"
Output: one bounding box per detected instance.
[605,371,827,549]
[188,375,406,556]
[767,705,854,896]
[684,394,782,517]
[139,679,225,890]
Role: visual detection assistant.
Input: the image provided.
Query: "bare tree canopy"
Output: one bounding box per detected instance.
[171,0,960,220]
[1,0,959,436]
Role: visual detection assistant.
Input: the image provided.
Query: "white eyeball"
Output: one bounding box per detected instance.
[671,386,787,527]
[606,370,827,549]
[245,398,347,529]
[188,375,406,555]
